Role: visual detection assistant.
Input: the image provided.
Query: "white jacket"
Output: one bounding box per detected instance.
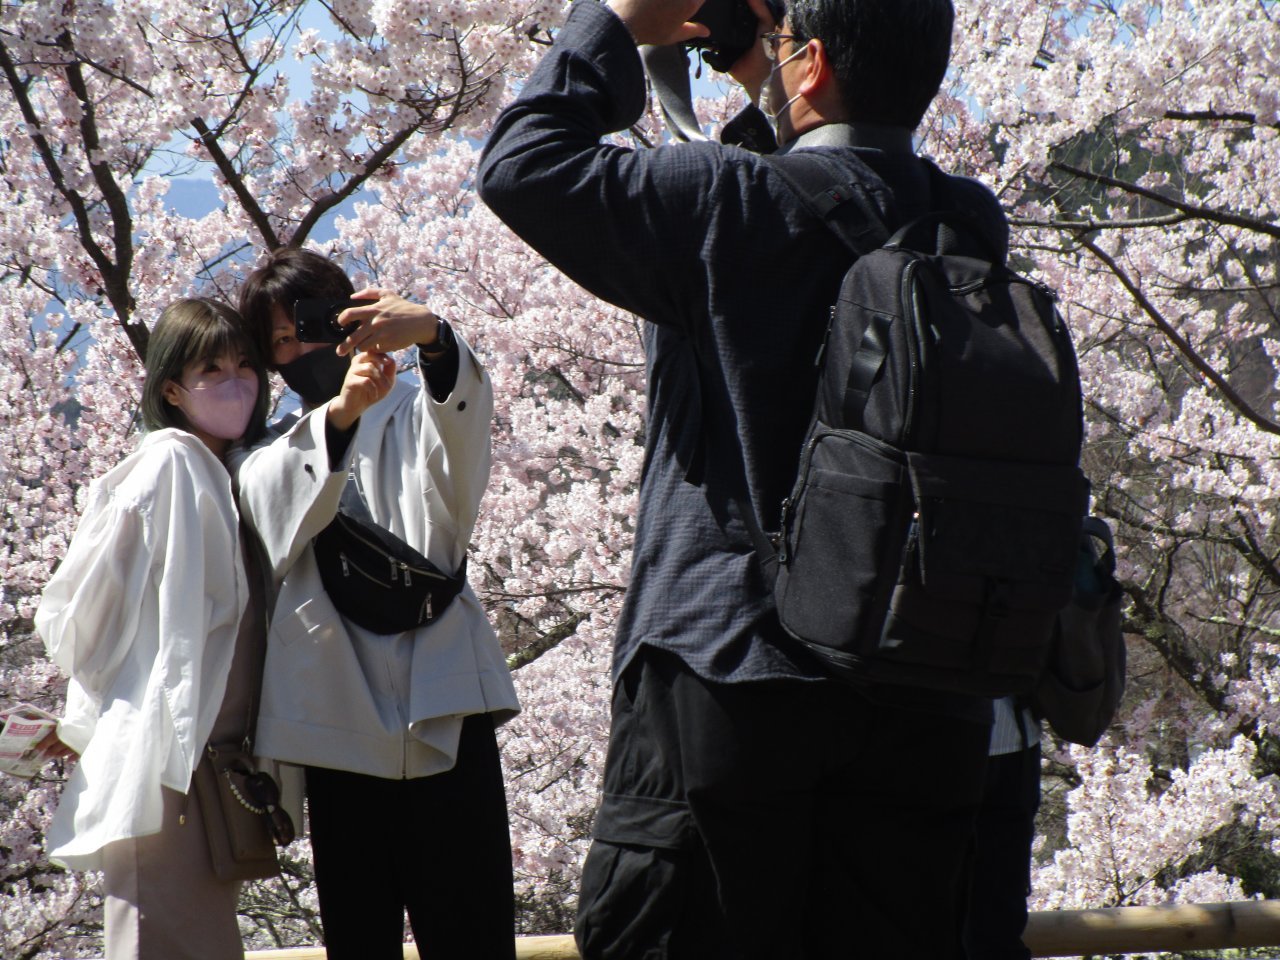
[35,430,249,871]
[233,339,519,779]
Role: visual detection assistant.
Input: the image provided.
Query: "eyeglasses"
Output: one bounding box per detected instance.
[762,32,803,62]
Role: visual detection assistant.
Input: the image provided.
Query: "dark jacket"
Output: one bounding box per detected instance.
[479,0,1008,689]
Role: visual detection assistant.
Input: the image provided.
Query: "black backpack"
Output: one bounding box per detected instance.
[755,152,1090,697]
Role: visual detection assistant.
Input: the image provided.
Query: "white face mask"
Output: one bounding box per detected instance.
[759,44,807,132]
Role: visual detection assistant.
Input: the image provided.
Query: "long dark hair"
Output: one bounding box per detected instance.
[140,297,270,445]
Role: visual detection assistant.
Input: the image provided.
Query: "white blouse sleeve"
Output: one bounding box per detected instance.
[35,439,239,714]
[35,493,155,700]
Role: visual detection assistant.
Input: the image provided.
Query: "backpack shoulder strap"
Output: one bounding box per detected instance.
[900,161,1009,263]
[687,153,894,564]
[765,150,894,256]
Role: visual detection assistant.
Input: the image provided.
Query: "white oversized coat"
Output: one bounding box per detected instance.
[35,430,250,871]
[232,338,519,779]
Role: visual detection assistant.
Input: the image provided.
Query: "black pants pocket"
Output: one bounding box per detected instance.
[576,793,694,960]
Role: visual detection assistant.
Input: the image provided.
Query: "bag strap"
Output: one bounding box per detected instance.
[841,312,893,432]
[339,468,464,582]
[885,208,1003,262]
[693,153,909,566]
[701,154,892,565]
[640,44,711,144]
[231,526,273,757]
[1081,515,1116,576]
[768,152,908,436]
[705,153,894,563]
[765,151,893,256]
[771,152,1006,260]
[340,466,380,525]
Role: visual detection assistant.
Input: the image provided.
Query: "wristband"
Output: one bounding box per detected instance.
[419,318,454,354]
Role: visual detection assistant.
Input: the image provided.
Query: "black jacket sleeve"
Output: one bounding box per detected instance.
[478,1,733,327]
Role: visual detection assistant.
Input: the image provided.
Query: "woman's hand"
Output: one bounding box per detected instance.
[35,728,77,763]
[326,350,398,432]
[335,289,446,358]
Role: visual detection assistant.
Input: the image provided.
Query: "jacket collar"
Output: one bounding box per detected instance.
[780,122,915,155]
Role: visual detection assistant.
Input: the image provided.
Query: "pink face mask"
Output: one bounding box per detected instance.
[176,374,258,441]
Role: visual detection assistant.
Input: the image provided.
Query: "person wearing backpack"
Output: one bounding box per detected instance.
[479,0,1007,957]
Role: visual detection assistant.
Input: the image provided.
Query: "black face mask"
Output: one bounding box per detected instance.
[277,345,350,407]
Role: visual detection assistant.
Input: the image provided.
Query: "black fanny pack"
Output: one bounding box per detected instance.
[312,502,468,635]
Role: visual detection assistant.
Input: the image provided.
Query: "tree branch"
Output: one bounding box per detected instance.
[1079,237,1280,436]
[506,613,587,671]
[60,42,139,338]
[0,37,146,357]
[1009,212,1191,232]
[191,116,282,250]
[1125,581,1229,714]
[1164,108,1280,131]
[291,125,420,243]
[1051,161,1280,240]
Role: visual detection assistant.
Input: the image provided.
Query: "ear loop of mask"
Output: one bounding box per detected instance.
[760,44,807,128]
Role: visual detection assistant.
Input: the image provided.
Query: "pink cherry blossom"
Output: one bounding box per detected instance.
[2,0,1279,951]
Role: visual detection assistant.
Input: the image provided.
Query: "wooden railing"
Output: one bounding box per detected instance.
[243,899,1280,958]
[1023,900,1280,957]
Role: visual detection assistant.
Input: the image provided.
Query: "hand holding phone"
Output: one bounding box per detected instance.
[326,350,398,432]
[294,298,367,343]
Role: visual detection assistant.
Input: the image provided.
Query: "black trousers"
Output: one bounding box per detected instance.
[304,714,515,960]
[963,743,1042,960]
[575,647,992,960]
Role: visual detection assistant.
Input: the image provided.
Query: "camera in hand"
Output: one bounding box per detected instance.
[294,298,365,343]
[686,0,784,72]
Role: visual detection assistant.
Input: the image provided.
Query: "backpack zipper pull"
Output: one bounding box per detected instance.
[340,554,350,577]
[777,497,793,565]
[815,305,837,367]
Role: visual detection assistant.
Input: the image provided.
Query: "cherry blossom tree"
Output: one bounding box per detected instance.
[0,0,571,950]
[936,0,1280,921]
[2,0,1280,954]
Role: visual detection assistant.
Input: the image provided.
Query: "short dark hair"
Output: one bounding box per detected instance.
[238,247,354,368]
[141,297,270,444]
[788,0,955,130]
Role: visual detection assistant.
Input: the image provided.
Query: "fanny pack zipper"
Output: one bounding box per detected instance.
[335,514,448,585]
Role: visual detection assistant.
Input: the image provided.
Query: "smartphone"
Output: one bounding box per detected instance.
[294,297,366,343]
